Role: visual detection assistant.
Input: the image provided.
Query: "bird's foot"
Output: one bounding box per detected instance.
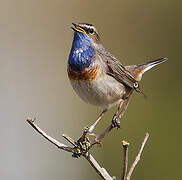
[73,126,96,157]
[112,114,120,128]
[86,128,103,147]
[74,126,103,156]
[73,131,91,157]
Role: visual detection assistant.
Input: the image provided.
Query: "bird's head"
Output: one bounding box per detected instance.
[71,23,100,45]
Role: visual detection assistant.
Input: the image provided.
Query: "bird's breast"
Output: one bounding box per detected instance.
[68,66,126,109]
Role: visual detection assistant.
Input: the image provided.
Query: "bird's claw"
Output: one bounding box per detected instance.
[112,114,120,128]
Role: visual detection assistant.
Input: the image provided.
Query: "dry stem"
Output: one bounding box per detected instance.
[122,141,129,180]
[126,133,149,180]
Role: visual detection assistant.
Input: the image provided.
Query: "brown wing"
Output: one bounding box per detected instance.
[96,48,141,93]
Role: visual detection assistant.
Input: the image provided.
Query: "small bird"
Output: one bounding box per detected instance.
[68,23,167,132]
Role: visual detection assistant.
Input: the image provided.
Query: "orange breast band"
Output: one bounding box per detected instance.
[68,66,100,81]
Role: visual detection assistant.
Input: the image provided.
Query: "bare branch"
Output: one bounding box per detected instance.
[122,140,129,180]
[26,118,74,153]
[84,153,113,180]
[26,117,113,180]
[126,133,149,180]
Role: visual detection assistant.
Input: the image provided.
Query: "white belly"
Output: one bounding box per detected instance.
[70,74,126,109]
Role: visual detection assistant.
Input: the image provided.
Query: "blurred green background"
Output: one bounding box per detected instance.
[0,0,181,179]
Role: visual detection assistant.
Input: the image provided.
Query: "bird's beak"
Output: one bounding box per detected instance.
[71,23,86,34]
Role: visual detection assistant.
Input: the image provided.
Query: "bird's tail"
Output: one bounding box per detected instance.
[125,57,168,81]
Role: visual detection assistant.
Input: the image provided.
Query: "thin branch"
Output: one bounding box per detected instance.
[26,117,113,180]
[84,153,113,180]
[126,133,149,180]
[26,118,74,153]
[122,141,129,180]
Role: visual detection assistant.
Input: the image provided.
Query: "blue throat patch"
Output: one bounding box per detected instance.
[68,32,95,72]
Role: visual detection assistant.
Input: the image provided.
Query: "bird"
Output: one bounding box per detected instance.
[67,22,167,133]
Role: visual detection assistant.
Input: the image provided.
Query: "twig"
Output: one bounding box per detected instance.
[26,118,74,153]
[126,133,149,180]
[26,117,113,180]
[84,153,113,180]
[122,141,129,180]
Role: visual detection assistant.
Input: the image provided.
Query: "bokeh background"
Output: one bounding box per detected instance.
[0,0,181,179]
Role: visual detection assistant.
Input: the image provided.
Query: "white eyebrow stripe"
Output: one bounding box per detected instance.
[79,23,98,34]
[85,25,93,29]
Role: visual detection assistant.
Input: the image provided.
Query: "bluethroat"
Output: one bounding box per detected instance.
[68,23,167,133]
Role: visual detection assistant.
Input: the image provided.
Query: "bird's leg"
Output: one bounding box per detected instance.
[75,109,107,152]
[88,109,108,133]
[112,100,125,128]
[90,91,134,148]
[118,90,133,119]
[112,90,134,128]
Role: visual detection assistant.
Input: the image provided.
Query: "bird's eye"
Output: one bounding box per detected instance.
[89,28,94,34]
